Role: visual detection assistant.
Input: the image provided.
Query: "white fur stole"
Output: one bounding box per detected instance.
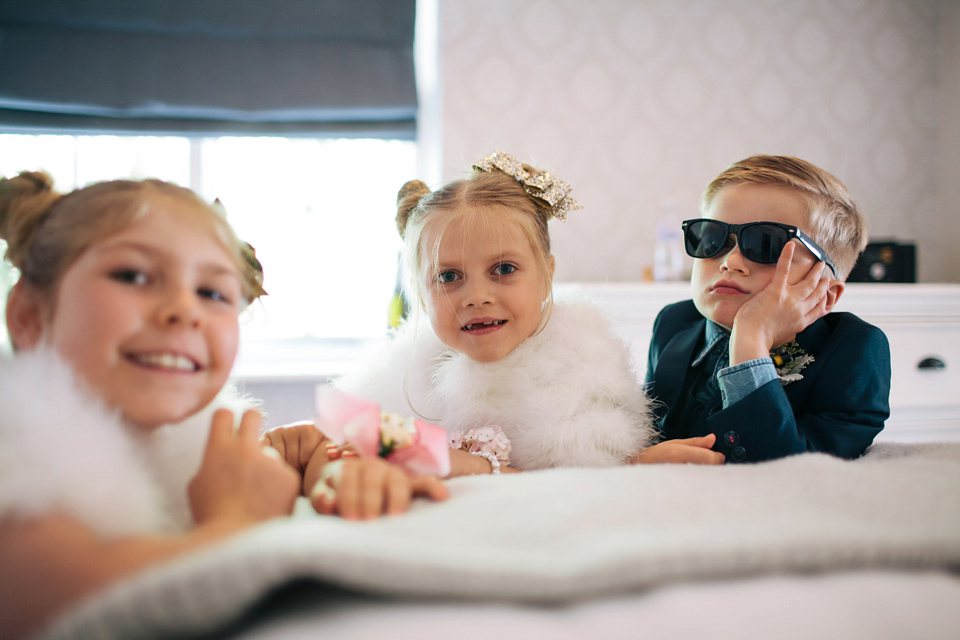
[0,348,255,538]
[335,297,655,470]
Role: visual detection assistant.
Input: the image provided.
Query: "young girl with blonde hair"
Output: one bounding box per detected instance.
[269,152,721,499]
[0,171,300,639]
[348,151,660,472]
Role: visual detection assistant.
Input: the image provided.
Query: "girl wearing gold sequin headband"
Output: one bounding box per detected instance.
[299,151,662,477]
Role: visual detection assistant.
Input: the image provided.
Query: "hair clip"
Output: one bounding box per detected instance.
[473,151,582,220]
[241,241,267,299]
[212,198,266,300]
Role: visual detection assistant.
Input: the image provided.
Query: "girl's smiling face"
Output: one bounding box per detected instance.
[420,208,554,363]
[16,194,244,430]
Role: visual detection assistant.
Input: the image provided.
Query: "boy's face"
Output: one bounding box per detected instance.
[421,209,553,363]
[21,196,244,430]
[691,183,823,330]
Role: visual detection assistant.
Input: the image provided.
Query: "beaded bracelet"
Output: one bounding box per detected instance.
[471,450,501,474]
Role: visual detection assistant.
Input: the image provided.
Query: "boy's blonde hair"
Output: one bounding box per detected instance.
[701,155,867,280]
[395,167,555,311]
[0,171,265,305]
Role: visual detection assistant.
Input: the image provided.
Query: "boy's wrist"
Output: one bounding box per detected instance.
[729,325,774,366]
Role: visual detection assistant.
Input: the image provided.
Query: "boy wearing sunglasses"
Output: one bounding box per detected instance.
[641,155,890,464]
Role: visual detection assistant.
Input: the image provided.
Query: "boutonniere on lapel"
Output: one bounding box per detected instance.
[770,341,814,385]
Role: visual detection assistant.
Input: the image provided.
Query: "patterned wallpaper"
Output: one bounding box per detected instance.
[434,0,958,283]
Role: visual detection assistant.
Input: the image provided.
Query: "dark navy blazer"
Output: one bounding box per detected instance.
[645,300,891,463]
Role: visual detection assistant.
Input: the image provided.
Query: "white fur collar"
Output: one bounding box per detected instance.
[0,348,255,538]
[335,297,654,470]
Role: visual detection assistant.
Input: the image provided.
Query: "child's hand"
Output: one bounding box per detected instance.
[260,421,327,477]
[306,455,449,520]
[630,434,725,465]
[731,243,832,364]
[189,409,300,527]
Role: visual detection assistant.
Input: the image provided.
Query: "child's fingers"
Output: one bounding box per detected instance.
[384,468,413,515]
[310,459,344,515]
[260,445,285,463]
[772,241,796,285]
[281,422,325,470]
[357,463,391,519]
[685,434,725,464]
[332,460,364,519]
[802,260,829,289]
[411,475,450,502]
[260,430,287,463]
[236,409,263,443]
[798,264,830,320]
[694,449,726,465]
[205,409,236,449]
[309,480,337,515]
[692,433,716,448]
[808,268,831,307]
[667,433,716,449]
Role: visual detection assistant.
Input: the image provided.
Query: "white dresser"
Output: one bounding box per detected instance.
[563,282,960,443]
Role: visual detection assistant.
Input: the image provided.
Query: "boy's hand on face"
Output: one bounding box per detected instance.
[730,243,831,365]
[189,409,301,527]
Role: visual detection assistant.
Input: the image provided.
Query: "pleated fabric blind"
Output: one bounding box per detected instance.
[0,0,417,137]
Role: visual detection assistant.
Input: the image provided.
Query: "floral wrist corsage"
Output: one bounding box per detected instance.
[315,388,451,477]
[449,426,512,474]
[770,341,814,386]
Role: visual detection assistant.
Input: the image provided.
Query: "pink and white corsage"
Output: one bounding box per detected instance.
[315,388,451,477]
[449,425,512,467]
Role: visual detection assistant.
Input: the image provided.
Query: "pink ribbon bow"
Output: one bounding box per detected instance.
[315,387,451,477]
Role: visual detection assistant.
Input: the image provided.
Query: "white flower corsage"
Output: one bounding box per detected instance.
[770,341,814,386]
[449,425,512,465]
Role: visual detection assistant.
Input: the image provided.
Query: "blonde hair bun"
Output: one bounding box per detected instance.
[0,171,62,270]
[396,179,431,237]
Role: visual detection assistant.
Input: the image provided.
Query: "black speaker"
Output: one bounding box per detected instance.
[848,241,916,283]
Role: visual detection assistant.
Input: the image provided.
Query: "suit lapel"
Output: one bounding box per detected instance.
[653,320,704,419]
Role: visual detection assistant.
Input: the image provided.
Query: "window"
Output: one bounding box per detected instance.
[0,133,415,364]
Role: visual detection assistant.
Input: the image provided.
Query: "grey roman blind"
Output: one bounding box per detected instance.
[0,0,417,137]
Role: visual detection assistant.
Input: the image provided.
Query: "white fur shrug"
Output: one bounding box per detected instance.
[0,348,255,538]
[335,297,655,470]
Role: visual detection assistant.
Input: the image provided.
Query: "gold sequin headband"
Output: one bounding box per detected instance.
[472,151,582,220]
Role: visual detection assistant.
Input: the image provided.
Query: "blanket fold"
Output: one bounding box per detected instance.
[43,442,960,640]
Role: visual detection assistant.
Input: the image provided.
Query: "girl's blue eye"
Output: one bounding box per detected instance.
[199,288,231,304]
[437,270,459,284]
[111,269,148,285]
[494,263,517,276]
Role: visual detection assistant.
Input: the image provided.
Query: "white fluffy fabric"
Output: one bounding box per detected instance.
[40,442,960,640]
[335,296,655,470]
[0,348,256,538]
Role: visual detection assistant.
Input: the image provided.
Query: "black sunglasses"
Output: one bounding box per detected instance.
[682,219,836,276]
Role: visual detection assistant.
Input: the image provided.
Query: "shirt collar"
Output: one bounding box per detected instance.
[692,320,730,367]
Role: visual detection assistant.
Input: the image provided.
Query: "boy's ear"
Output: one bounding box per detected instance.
[5,282,46,350]
[823,279,845,313]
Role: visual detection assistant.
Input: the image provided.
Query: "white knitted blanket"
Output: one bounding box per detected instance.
[42,442,960,640]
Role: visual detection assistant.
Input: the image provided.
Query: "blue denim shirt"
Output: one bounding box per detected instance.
[697,321,779,408]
